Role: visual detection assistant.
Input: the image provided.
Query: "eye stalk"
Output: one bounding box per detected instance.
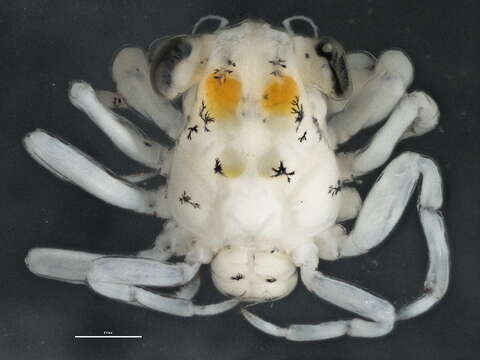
[314,37,351,99]
[149,36,193,97]
[211,246,298,301]
[321,42,333,54]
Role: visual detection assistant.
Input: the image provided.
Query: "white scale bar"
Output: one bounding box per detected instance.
[75,335,142,339]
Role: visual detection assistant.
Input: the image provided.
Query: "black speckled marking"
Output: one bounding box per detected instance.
[186,125,198,140]
[291,96,304,131]
[214,158,225,175]
[271,161,295,183]
[298,131,307,142]
[328,180,343,196]
[199,101,215,132]
[179,191,200,209]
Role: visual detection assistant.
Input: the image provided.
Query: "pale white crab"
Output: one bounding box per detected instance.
[24,16,450,341]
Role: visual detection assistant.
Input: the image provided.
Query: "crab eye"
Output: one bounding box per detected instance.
[261,75,299,116]
[149,36,193,97]
[314,37,351,99]
[204,72,241,119]
[320,42,333,54]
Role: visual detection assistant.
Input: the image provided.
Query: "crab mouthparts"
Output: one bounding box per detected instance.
[210,246,298,301]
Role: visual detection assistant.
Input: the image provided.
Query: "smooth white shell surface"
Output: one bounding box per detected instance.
[166,22,341,255]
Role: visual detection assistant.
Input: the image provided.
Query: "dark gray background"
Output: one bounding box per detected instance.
[2,0,479,359]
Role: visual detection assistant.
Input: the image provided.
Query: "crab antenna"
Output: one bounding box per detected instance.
[282,16,319,38]
[192,15,229,34]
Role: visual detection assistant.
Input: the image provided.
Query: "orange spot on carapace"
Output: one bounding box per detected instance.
[204,73,241,119]
[261,76,299,115]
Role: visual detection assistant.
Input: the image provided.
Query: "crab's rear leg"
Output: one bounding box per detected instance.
[243,152,449,340]
[86,258,237,316]
[25,248,238,316]
[25,248,192,285]
[69,81,171,171]
[27,246,201,300]
[23,130,168,217]
[242,272,395,341]
[328,50,413,145]
[25,222,197,296]
[339,152,449,319]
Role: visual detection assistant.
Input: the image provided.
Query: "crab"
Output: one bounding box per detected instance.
[23,16,450,341]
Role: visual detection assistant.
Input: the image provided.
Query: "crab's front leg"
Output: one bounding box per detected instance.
[329,50,414,145]
[26,248,238,317]
[112,47,184,139]
[23,130,168,217]
[69,80,172,171]
[337,91,439,179]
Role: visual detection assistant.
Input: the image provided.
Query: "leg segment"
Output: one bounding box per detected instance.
[86,257,199,287]
[86,267,237,317]
[336,186,362,222]
[242,270,395,341]
[329,50,413,145]
[243,152,449,340]
[338,91,439,178]
[26,248,198,286]
[84,257,236,316]
[327,51,376,116]
[112,47,184,139]
[26,248,236,317]
[23,130,169,217]
[242,310,349,341]
[25,248,103,284]
[174,276,201,300]
[132,288,239,316]
[339,152,449,319]
[95,90,128,110]
[120,171,160,184]
[69,81,171,171]
[314,225,347,261]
